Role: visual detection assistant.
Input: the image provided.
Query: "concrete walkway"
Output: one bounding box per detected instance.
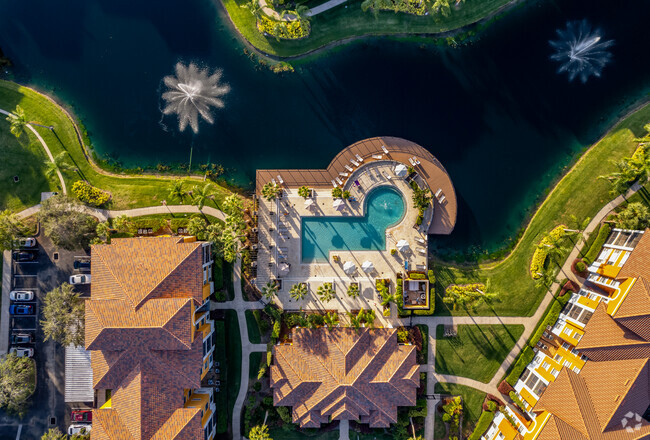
[306,0,348,16]
[0,108,67,195]
[257,0,347,21]
[0,250,12,355]
[339,419,350,440]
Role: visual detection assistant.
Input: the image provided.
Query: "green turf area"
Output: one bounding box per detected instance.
[434,383,486,439]
[213,321,228,433]
[435,324,524,383]
[434,102,650,317]
[249,351,263,381]
[0,125,56,211]
[221,0,513,58]
[245,310,262,344]
[0,80,230,211]
[225,310,242,424]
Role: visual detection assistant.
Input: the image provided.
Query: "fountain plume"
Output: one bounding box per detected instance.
[549,20,613,83]
[161,62,230,133]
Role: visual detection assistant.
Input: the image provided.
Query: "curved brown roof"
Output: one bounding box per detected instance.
[255,136,457,235]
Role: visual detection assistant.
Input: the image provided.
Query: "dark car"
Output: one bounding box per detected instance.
[71,410,92,422]
[9,304,34,315]
[74,260,91,270]
[11,333,33,344]
[12,251,36,262]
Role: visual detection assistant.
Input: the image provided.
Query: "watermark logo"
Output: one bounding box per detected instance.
[621,412,643,433]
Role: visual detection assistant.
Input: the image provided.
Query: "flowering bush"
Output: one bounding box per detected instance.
[363,0,427,15]
[71,181,111,207]
[258,15,310,40]
[530,225,566,279]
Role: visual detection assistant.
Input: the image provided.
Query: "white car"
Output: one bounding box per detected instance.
[16,237,36,248]
[69,274,91,285]
[9,347,34,358]
[9,290,34,301]
[68,425,91,435]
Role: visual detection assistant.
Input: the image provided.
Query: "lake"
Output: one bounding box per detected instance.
[0,0,649,255]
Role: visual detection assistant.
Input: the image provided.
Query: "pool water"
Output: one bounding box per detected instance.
[301,186,406,262]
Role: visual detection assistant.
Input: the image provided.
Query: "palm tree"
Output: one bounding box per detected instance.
[192,184,215,210]
[44,152,73,179]
[324,312,339,328]
[249,424,271,440]
[348,312,362,330]
[347,283,360,298]
[361,309,376,328]
[443,284,495,311]
[564,214,590,234]
[534,268,557,290]
[261,182,280,202]
[262,280,279,300]
[538,230,565,266]
[6,105,28,138]
[289,283,308,300]
[169,179,189,204]
[316,282,335,303]
[290,4,310,19]
[298,186,311,199]
[112,215,131,233]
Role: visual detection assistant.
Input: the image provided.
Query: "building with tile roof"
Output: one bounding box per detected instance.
[86,237,218,440]
[270,327,420,428]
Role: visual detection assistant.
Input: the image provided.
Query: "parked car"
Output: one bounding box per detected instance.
[11,333,34,344]
[9,347,34,358]
[68,425,91,435]
[12,251,36,262]
[9,290,34,301]
[9,304,34,315]
[69,274,91,285]
[74,260,91,270]
[71,410,92,422]
[15,237,36,248]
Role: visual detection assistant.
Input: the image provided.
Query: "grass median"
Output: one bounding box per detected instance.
[0,80,230,211]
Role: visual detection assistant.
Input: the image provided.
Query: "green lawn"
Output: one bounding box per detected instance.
[221,0,514,58]
[245,309,262,344]
[225,310,242,423]
[269,429,340,440]
[249,351,263,381]
[434,103,650,317]
[434,383,486,439]
[213,321,228,433]
[0,123,55,211]
[435,324,524,383]
[0,80,230,212]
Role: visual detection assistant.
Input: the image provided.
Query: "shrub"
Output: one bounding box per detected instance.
[276,405,292,423]
[409,272,426,280]
[583,223,613,265]
[505,346,534,386]
[527,293,571,349]
[297,186,310,199]
[530,225,566,279]
[271,320,281,339]
[397,327,409,343]
[498,380,514,395]
[509,391,526,412]
[332,187,343,198]
[486,400,497,412]
[575,260,587,273]
[342,190,351,199]
[427,269,435,284]
[257,15,311,40]
[253,382,261,392]
[468,410,496,440]
[391,249,397,255]
[71,180,111,206]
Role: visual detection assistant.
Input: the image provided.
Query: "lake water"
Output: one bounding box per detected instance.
[1,0,649,255]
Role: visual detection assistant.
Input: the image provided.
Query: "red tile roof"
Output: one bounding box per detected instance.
[270,328,419,428]
[86,237,205,440]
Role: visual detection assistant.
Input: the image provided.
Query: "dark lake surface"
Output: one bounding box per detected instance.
[1,0,649,255]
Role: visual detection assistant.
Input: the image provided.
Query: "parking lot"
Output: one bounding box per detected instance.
[0,228,90,439]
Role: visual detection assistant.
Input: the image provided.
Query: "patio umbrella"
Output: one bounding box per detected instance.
[333,199,345,211]
[362,261,374,272]
[304,198,314,208]
[396,240,410,252]
[278,263,290,275]
[343,261,356,274]
[394,164,408,177]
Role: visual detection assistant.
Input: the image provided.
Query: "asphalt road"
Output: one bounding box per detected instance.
[0,229,90,439]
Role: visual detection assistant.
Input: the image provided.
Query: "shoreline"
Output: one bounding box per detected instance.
[213,0,525,61]
[435,95,650,270]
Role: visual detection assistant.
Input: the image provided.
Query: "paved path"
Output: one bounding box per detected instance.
[306,0,348,16]
[257,0,347,21]
[1,108,67,195]
[0,250,12,355]
[339,419,349,440]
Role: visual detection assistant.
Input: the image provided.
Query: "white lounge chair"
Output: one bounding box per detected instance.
[408,158,416,166]
[382,145,389,154]
[271,178,277,185]
[416,247,427,254]
[439,195,446,204]
[277,175,284,184]
[351,159,359,166]
[339,172,349,177]
[382,172,392,180]
[355,154,364,162]
[345,165,353,172]
[435,188,443,199]
[416,237,426,244]
[414,157,421,165]
[372,154,383,159]
[332,180,338,188]
[336,177,343,185]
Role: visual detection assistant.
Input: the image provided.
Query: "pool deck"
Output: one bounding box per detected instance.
[255,136,457,235]
[254,137,456,317]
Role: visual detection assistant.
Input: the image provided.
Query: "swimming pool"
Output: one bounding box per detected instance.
[301,186,406,262]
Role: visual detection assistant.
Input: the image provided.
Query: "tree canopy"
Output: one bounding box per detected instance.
[41,283,85,347]
[0,209,28,251]
[0,353,35,417]
[39,195,97,250]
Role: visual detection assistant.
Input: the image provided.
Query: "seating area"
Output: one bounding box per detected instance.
[402,278,429,308]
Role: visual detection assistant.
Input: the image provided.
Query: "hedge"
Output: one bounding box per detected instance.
[530,225,566,279]
[128,217,166,233]
[527,293,571,348]
[583,223,613,265]
[509,391,526,412]
[468,410,495,440]
[409,273,426,280]
[505,346,535,386]
[71,180,111,207]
